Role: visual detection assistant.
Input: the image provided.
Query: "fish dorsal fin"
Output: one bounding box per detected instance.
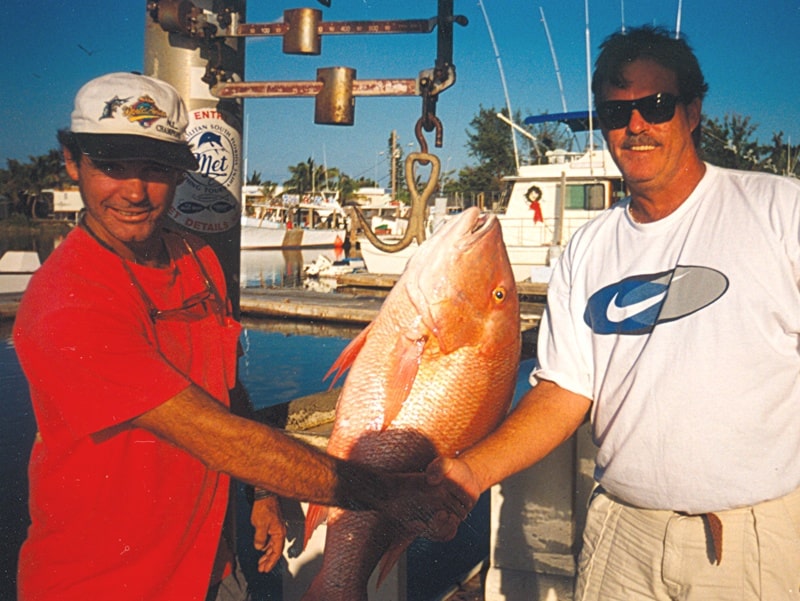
[382,335,426,429]
[324,322,373,388]
[303,502,328,550]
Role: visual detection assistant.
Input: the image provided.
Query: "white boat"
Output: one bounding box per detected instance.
[360,129,623,283]
[241,217,346,250]
[494,146,623,282]
[303,254,365,278]
[0,250,41,294]
[241,191,348,250]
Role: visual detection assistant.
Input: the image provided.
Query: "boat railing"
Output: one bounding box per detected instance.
[497,214,601,247]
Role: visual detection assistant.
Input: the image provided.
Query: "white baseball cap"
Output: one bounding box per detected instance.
[70,72,198,171]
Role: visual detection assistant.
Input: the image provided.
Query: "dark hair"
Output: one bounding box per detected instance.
[592,25,708,101]
[592,25,708,144]
[57,128,83,163]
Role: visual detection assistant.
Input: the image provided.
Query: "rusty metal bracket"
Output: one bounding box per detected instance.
[237,12,440,50]
[148,0,466,128]
[148,2,464,49]
[212,76,418,99]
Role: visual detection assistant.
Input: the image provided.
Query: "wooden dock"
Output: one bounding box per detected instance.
[240,272,546,331]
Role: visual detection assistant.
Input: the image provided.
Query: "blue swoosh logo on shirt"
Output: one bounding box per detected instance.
[605,289,668,323]
[584,266,729,335]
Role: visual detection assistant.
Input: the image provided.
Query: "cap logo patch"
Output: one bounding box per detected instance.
[116,95,168,129]
[100,96,131,120]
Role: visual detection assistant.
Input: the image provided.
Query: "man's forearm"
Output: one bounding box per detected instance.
[133,384,390,508]
[459,380,591,493]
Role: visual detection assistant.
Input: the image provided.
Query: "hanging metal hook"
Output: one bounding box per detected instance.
[414,114,443,166]
[350,152,440,253]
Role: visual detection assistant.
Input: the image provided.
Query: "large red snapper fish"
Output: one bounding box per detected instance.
[301,206,521,601]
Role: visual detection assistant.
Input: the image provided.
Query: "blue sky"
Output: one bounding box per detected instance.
[3,1,799,187]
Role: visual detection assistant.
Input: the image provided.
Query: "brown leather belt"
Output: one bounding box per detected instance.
[680,512,723,565]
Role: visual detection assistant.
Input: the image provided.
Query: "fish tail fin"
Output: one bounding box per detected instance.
[303,503,328,549]
[376,536,415,588]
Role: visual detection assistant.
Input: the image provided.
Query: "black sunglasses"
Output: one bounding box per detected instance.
[596,92,682,130]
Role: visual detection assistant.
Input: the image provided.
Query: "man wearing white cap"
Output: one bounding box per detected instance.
[13,72,468,601]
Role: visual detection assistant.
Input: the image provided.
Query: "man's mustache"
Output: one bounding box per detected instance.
[621,135,660,149]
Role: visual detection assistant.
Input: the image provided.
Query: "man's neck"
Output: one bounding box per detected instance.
[80,217,170,267]
[628,161,707,224]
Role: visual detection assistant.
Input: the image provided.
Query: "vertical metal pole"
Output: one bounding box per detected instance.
[144,0,246,316]
[390,129,397,203]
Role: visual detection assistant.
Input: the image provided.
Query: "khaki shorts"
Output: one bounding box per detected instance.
[576,486,800,601]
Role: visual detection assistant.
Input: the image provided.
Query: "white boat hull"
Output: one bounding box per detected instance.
[0,250,41,294]
[241,223,345,250]
[358,238,417,276]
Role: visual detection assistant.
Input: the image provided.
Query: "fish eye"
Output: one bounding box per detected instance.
[493,286,507,303]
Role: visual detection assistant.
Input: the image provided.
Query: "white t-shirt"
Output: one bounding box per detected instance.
[534,164,800,513]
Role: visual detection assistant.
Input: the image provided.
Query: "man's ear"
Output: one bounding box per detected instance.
[685,97,702,133]
[62,146,80,182]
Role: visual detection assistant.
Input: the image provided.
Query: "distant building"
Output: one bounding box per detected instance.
[352,186,392,208]
[242,184,285,217]
[43,188,83,222]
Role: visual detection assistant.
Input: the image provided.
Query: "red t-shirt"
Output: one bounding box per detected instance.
[13,226,241,601]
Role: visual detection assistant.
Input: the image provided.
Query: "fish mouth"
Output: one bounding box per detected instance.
[453,208,497,251]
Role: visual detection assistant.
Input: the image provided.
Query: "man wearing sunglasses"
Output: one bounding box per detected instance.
[13,72,468,601]
[426,25,800,599]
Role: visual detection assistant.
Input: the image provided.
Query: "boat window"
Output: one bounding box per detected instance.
[586,184,605,210]
[565,183,606,211]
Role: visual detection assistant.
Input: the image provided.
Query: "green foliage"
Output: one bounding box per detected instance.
[465,105,518,185]
[700,113,800,176]
[701,114,762,169]
[458,105,574,199]
[283,157,335,195]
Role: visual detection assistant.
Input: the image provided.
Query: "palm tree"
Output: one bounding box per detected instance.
[247,170,263,186]
[284,158,315,195]
[284,158,336,196]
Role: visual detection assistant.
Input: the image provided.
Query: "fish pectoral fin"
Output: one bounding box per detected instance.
[303,503,328,550]
[383,336,426,428]
[324,322,373,387]
[376,535,415,587]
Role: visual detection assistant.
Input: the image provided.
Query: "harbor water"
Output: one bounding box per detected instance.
[1,245,536,600]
